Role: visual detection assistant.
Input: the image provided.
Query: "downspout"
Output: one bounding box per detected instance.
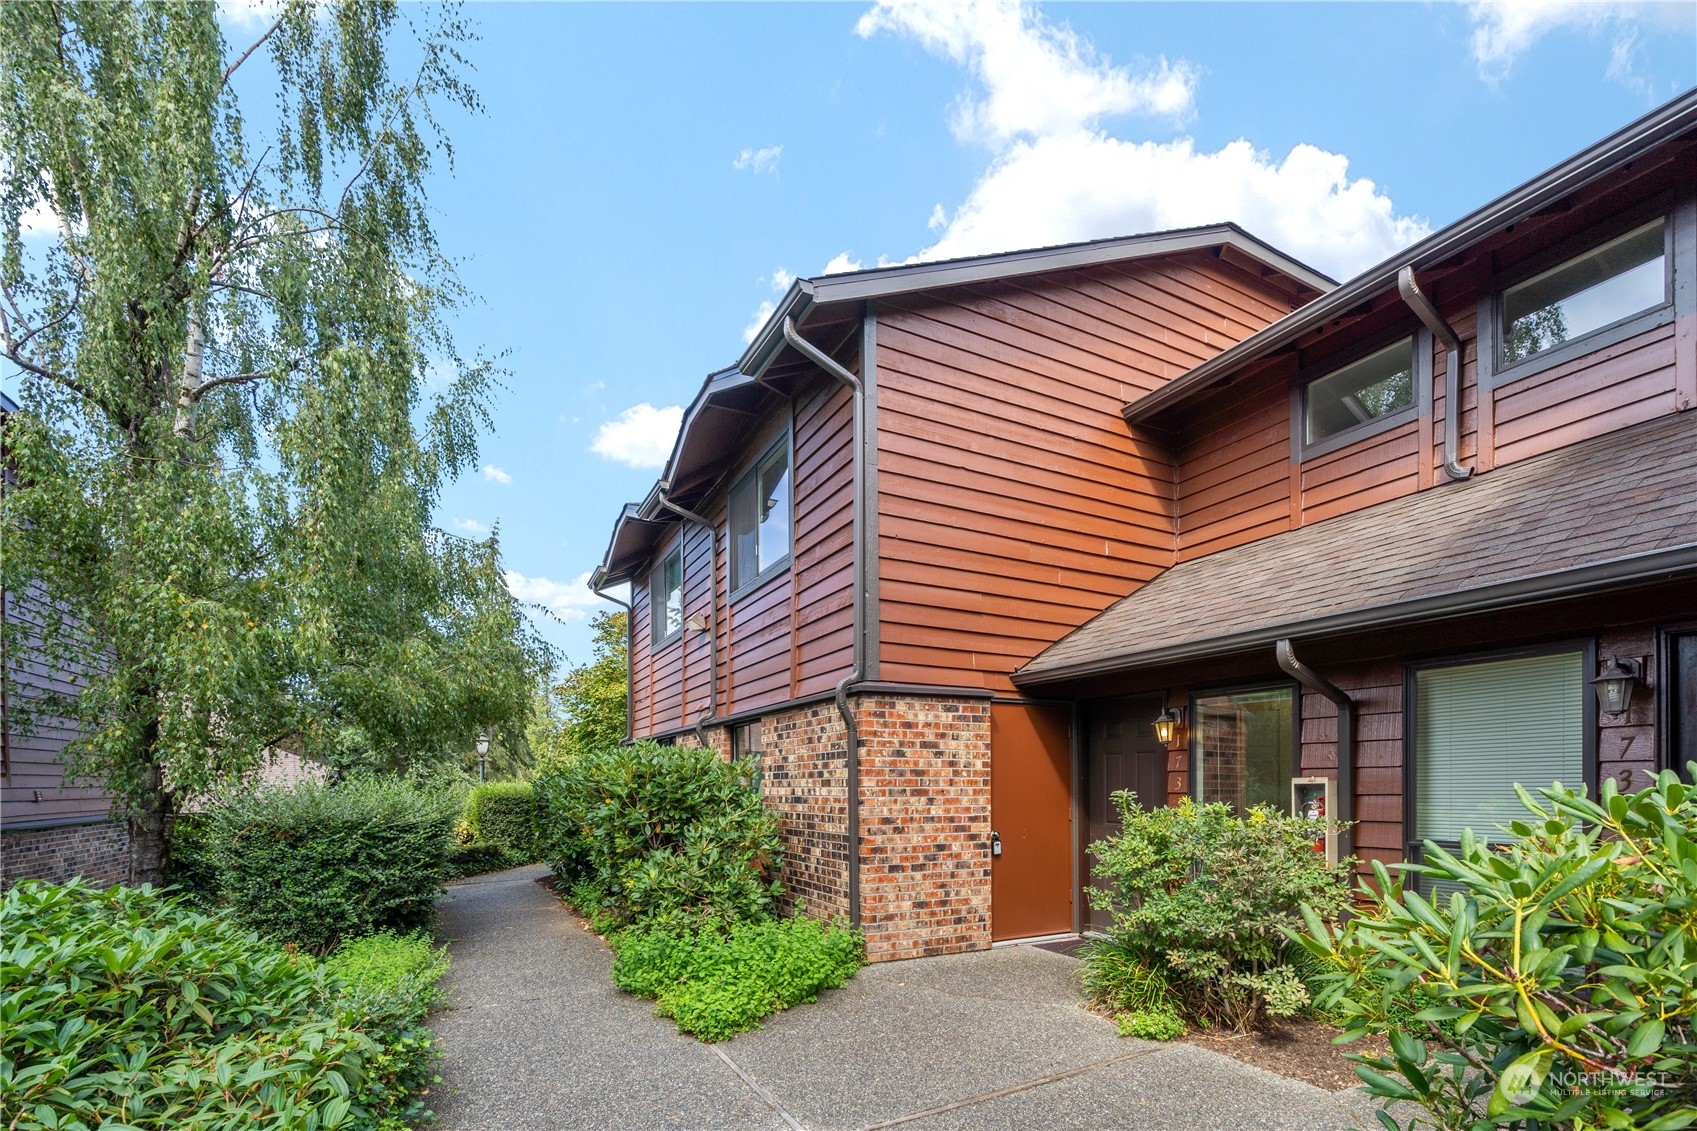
[657,494,720,749]
[591,581,635,745]
[1275,640,1355,859]
[1397,267,1474,482]
[782,316,866,927]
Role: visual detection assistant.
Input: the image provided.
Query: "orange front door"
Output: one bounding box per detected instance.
[990,702,1073,941]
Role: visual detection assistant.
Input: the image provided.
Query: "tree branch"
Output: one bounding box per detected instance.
[223,9,287,85]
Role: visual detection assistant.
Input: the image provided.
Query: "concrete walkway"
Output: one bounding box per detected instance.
[430,865,1382,1131]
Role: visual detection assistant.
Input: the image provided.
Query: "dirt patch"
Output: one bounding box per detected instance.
[1185,1018,1387,1092]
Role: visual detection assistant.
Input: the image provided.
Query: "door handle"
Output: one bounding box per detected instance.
[990,830,1002,857]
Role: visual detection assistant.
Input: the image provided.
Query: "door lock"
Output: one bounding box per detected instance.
[990,830,1002,857]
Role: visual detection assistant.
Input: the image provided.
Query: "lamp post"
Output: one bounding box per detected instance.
[476,731,490,783]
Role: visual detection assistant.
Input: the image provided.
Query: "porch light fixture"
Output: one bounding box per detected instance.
[1153,707,1186,749]
[1590,657,1643,717]
[476,731,490,782]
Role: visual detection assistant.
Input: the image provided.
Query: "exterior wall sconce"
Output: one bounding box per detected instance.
[1153,706,1186,749]
[685,613,711,633]
[1590,657,1643,717]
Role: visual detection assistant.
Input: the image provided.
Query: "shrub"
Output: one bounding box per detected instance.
[198,776,457,953]
[609,916,864,1042]
[535,740,783,929]
[1118,1008,1186,1041]
[444,841,518,880]
[1089,792,1355,1033]
[0,881,368,1129]
[323,932,451,1131]
[462,780,538,860]
[1296,769,1697,1130]
[1081,936,1179,1015]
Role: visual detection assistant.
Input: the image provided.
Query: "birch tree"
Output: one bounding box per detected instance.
[0,0,547,882]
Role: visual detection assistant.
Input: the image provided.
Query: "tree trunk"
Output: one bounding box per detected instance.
[127,719,172,886]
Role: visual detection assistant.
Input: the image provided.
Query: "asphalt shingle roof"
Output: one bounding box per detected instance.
[1016,410,1697,683]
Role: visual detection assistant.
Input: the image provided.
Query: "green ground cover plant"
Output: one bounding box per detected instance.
[1087,792,1355,1033]
[461,781,539,861]
[323,933,452,1131]
[608,916,863,1042]
[1296,769,1697,1130]
[536,740,782,929]
[195,777,457,954]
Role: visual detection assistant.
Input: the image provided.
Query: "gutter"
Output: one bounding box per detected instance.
[1275,640,1355,858]
[1397,268,1473,481]
[590,579,635,745]
[780,315,868,928]
[656,495,720,744]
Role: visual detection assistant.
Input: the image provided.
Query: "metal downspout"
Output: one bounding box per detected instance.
[657,495,720,748]
[782,316,866,927]
[1275,640,1355,859]
[1397,267,1474,481]
[592,582,635,744]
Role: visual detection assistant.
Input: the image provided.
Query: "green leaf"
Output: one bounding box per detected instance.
[1625,1017,1665,1057]
[1489,1048,1553,1118]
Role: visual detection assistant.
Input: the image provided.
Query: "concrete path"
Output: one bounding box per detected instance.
[430,865,1383,1131]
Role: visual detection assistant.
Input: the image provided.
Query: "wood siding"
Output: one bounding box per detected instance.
[2,586,111,827]
[629,377,855,737]
[875,254,1302,691]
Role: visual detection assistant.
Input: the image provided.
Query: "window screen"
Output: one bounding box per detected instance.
[730,440,791,590]
[1415,652,1585,845]
[1192,686,1294,814]
[1501,219,1666,365]
[1304,338,1416,445]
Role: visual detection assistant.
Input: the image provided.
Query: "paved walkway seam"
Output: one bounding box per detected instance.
[712,1045,807,1131]
[856,1045,1161,1131]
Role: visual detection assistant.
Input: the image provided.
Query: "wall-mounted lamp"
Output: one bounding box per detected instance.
[685,613,711,634]
[1590,657,1643,718]
[1153,706,1186,749]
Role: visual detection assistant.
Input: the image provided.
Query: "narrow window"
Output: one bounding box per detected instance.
[1304,337,1416,446]
[732,720,764,765]
[1191,686,1295,814]
[649,548,682,646]
[730,439,791,592]
[1500,218,1667,365]
[1668,631,1697,779]
[1413,651,1585,892]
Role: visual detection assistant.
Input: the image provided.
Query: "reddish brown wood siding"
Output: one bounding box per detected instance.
[628,377,856,738]
[875,255,1301,691]
[2,587,111,827]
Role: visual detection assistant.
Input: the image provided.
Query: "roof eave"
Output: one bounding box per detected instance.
[1013,542,1697,686]
[1124,89,1697,427]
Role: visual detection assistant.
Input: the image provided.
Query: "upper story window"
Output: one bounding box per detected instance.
[1500,217,1667,366]
[730,437,791,594]
[1302,336,1417,449]
[649,547,682,647]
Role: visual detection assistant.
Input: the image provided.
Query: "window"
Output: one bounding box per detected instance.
[1303,337,1417,447]
[1191,686,1296,814]
[1666,630,1697,780]
[732,720,764,766]
[649,548,682,647]
[1500,218,1667,366]
[730,438,791,593]
[1412,650,1586,849]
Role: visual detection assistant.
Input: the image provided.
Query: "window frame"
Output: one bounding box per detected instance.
[1401,639,1599,883]
[1478,199,1681,392]
[1656,621,1697,782]
[727,430,794,603]
[648,544,683,649]
[1290,325,1432,462]
[732,720,764,764]
[1187,679,1302,811]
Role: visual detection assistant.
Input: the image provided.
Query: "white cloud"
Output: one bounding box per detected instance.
[452,517,488,534]
[504,570,611,622]
[823,252,864,275]
[480,464,512,484]
[857,0,1198,147]
[733,145,784,174]
[591,403,684,468]
[742,299,778,345]
[862,0,1428,282]
[770,267,796,291]
[217,0,283,31]
[1466,1,1688,85]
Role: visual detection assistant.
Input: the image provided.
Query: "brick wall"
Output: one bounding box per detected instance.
[676,725,732,761]
[762,703,850,921]
[1,818,128,887]
[856,694,992,962]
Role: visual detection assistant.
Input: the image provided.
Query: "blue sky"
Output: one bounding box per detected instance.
[13,2,1697,672]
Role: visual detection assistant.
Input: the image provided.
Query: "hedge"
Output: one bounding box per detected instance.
[462,780,538,860]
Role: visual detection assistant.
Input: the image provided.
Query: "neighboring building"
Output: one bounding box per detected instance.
[0,391,128,887]
[603,91,1697,962]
